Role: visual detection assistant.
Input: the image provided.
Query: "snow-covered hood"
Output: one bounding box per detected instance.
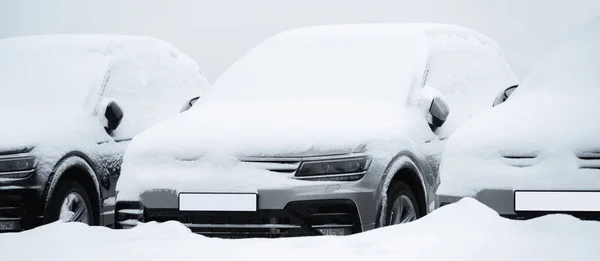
[126,100,427,160]
[438,93,600,196]
[0,113,104,153]
[116,100,433,200]
[444,93,600,161]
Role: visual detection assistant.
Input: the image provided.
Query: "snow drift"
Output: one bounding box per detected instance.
[1,198,599,261]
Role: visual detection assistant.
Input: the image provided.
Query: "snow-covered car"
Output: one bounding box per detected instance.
[114,24,517,238]
[436,17,600,219]
[0,35,209,232]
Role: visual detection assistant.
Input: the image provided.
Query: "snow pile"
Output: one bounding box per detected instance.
[2,198,599,261]
[0,34,208,151]
[438,16,600,196]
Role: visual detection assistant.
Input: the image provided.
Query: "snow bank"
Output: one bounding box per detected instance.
[438,17,600,196]
[2,198,599,261]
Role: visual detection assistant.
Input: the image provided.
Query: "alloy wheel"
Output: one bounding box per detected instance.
[389,194,417,225]
[58,191,90,224]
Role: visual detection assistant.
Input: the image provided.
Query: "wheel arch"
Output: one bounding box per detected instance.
[43,152,101,225]
[375,151,429,226]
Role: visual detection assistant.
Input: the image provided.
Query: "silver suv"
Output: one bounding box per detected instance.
[115,24,518,238]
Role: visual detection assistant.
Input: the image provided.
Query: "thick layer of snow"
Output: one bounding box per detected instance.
[438,17,600,196]
[117,24,516,200]
[0,34,208,150]
[2,199,599,261]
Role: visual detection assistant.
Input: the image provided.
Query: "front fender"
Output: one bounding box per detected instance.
[42,153,101,212]
[375,151,431,224]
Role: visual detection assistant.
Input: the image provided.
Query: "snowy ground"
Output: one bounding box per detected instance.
[1,198,599,261]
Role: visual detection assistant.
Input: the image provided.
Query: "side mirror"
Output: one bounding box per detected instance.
[180,96,200,112]
[104,101,124,133]
[428,97,449,131]
[492,85,518,107]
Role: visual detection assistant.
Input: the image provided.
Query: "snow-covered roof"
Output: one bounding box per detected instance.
[0,34,209,150]
[0,34,198,65]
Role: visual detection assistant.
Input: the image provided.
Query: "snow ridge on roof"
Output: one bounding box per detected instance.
[270,23,503,53]
[0,34,198,66]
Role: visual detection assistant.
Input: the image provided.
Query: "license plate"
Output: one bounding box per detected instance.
[514,190,600,212]
[178,193,258,212]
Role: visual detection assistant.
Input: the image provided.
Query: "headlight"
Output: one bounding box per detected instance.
[295,156,371,181]
[0,155,36,178]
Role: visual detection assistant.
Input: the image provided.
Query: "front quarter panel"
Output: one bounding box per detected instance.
[374,147,437,223]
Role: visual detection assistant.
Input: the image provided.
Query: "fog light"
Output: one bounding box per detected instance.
[0,220,21,231]
[318,228,352,236]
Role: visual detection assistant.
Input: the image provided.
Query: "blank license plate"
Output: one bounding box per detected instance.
[514,190,600,212]
[179,193,257,212]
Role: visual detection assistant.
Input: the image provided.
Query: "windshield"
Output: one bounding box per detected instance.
[203,27,427,106]
[0,53,109,114]
[516,18,600,98]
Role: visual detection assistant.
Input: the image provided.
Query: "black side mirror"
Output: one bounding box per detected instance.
[428,97,449,131]
[189,96,200,106]
[180,96,200,112]
[105,101,124,133]
[492,85,519,107]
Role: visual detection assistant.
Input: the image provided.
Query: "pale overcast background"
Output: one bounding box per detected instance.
[1,0,599,82]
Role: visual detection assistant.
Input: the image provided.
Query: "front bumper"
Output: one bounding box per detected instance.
[437,189,600,221]
[115,183,377,238]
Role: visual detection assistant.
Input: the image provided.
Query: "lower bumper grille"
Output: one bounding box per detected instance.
[131,200,361,238]
[0,196,27,232]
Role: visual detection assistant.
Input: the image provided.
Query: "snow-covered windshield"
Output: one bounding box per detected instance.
[203,25,428,105]
[513,18,600,98]
[0,53,108,114]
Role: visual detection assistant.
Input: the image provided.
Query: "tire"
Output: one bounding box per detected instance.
[45,179,95,225]
[378,181,421,227]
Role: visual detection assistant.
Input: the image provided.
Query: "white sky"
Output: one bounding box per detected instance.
[1,0,599,82]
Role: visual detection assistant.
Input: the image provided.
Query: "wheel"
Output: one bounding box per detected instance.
[45,179,94,225]
[381,181,420,226]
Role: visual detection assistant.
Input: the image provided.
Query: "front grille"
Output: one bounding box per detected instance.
[577,151,600,170]
[501,155,538,167]
[142,200,361,238]
[240,157,301,174]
